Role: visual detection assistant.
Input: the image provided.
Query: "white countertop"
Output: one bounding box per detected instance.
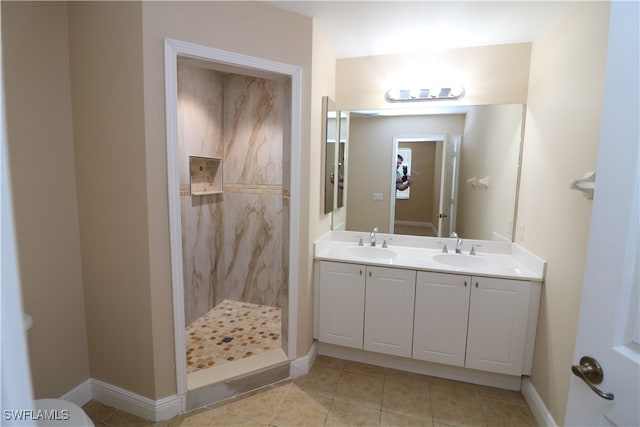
[314,230,546,281]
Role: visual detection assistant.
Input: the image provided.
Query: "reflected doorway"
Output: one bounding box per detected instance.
[391,135,460,237]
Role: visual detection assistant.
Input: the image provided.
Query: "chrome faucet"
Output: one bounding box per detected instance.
[370,227,379,247]
[456,237,463,253]
[451,232,463,254]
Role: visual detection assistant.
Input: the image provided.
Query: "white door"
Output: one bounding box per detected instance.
[437,134,460,237]
[565,2,640,425]
[364,266,416,357]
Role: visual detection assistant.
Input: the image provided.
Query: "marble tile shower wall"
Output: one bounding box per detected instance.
[178,63,290,331]
[178,63,225,325]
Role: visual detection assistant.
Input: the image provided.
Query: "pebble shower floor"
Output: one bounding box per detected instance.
[185,299,282,374]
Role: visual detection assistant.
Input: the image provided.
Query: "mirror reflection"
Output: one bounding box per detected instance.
[337,111,347,209]
[345,104,524,241]
[324,96,348,216]
[323,97,337,214]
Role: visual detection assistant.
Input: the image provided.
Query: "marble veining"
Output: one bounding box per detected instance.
[223,193,286,308]
[177,63,224,185]
[224,75,285,186]
[181,194,224,325]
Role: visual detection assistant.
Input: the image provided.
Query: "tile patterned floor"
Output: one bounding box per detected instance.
[83,355,538,426]
[185,300,281,374]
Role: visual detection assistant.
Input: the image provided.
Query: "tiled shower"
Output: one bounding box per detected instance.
[177,60,290,379]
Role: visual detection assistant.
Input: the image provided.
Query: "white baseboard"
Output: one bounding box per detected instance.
[61,378,184,422]
[60,378,92,407]
[290,341,317,378]
[522,377,557,427]
[92,379,183,422]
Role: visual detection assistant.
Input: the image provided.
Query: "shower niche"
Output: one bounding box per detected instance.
[189,156,223,195]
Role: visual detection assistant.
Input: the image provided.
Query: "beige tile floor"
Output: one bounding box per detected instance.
[186,300,281,374]
[83,355,538,426]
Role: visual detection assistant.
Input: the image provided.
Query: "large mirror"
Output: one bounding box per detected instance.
[345,104,525,241]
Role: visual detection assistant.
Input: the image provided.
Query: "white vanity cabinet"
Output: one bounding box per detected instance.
[317,259,541,378]
[413,272,471,367]
[318,261,365,349]
[364,266,416,357]
[465,276,532,376]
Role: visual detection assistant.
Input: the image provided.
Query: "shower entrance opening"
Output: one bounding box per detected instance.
[164,39,301,407]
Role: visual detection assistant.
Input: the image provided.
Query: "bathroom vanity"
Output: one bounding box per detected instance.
[313,230,545,390]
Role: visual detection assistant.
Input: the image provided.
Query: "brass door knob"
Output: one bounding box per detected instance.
[571,356,614,400]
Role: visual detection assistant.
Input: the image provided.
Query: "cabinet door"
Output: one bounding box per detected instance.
[465,277,531,375]
[364,266,416,357]
[318,261,366,349]
[413,272,471,367]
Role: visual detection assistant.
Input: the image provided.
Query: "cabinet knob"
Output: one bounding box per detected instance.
[464,281,468,287]
[475,282,479,288]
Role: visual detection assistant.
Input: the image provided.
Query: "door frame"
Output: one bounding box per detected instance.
[390,135,443,234]
[163,38,301,397]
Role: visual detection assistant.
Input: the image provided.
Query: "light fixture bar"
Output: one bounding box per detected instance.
[385,87,465,102]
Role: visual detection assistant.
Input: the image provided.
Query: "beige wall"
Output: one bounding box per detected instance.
[312,25,338,232]
[307,22,338,353]
[68,1,157,398]
[336,43,531,111]
[2,1,90,399]
[517,2,610,423]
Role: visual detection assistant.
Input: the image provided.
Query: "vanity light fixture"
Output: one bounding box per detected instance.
[385,86,465,102]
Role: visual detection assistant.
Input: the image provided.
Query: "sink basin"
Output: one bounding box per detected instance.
[433,253,492,269]
[344,246,398,260]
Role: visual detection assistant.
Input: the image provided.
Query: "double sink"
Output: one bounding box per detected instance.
[344,245,493,269]
[315,231,546,281]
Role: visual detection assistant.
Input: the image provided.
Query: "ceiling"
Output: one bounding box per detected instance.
[264,1,568,59]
